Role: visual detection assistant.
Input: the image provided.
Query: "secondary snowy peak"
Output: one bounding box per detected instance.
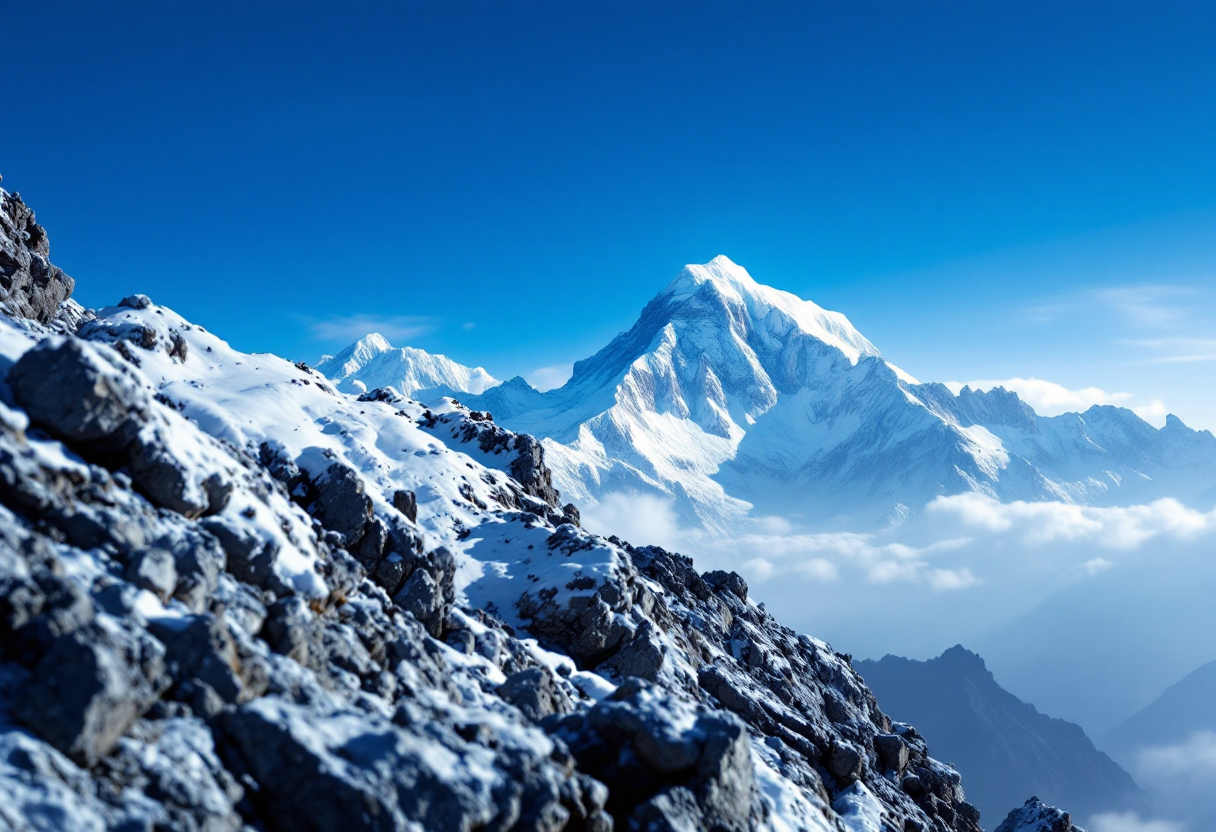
[316,333,498,399]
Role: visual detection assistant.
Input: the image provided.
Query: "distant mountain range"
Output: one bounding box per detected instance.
[1102,656,1216,761]
[855,646,1149,826]
[325,256,1216,533]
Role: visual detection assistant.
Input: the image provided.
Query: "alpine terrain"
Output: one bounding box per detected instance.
[0,178,1102,831]
[329,257,1216,533]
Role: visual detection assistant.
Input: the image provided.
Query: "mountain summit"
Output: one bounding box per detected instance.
[317,333,498,399]
[329,257,1216,532]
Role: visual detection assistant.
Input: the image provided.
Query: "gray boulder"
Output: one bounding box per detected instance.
[125,547,177,602]
[13,622,167,766]
[213,696,546,832]
[150,613,259,705]
[311,461,373,548]
[8,338,147,454]
[393,568,445,637]
[497,667,572,722]
[202,516,279,588]
[552,678,761,832]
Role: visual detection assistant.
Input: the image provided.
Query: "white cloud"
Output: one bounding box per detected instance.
[526,364,573,392]
[303,314,433,344]
[580,491,685,552]
[1089,812,1185,832]
[925,494,1216,549]
[1098,731,1216,832]
[1081,557,1113,576]
[1136,730,1216,790]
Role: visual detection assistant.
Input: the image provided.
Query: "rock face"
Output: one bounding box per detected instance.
[855,646,1147,823]
[0,181,1048,832]
[0,189,74,325]
[994,797,1087,832]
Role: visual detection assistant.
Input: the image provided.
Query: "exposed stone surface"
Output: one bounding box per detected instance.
[0,190,74,325]
[994,797,1087,832]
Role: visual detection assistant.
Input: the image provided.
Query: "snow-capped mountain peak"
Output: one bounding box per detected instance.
[316,333,498,399]
[325,257,1216,532]
[660,255,881,365]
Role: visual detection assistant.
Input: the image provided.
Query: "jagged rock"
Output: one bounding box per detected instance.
[202,516,279,588]
[13,623,167,766]
[311,461,373,548]
[875,732,910,774]
[393,568,445,637]
[995,797,1086,832]
[214,696,571,832]
[552,678,762,832]
[260,597,316,664]
[119,293,152,310]
[8,338,230,518]
[828,741,864,783]
[150,613,257,705]
[0,190,75,324]
[0,570,94,665]
[498,666,571,722]
[124,547,177,602]
[508,434,561,507]
[600,619,665,681]
[702,570,748,602]
[391,488,417,522]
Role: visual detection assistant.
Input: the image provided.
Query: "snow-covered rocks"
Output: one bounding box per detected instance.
[994,797,1086,832]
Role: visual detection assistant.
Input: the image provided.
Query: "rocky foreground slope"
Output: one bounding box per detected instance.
[0,183,1075,831]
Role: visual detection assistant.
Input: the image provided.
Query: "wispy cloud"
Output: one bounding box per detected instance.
[1089,812,1186,832]
[1092,285,1200,329]
[1126,337,1216,364]
[526,364,573,392]
[300,314,435,344]
[1020,284,1209,331]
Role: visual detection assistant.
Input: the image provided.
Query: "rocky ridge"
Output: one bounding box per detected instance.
[0,181,1077,831]
[855,647,1146,824]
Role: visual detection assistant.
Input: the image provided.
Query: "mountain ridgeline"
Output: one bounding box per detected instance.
[328,256,1216,533]
[854,647,1147,825]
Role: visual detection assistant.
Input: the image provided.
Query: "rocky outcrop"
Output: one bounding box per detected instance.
[995,797,1086,832]
[0,188,74,325]
[551,677,763,832]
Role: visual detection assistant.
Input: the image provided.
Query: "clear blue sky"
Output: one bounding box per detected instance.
[4,1,1214,426]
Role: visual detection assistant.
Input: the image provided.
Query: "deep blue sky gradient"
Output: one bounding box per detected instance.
[3,1,1214,423]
